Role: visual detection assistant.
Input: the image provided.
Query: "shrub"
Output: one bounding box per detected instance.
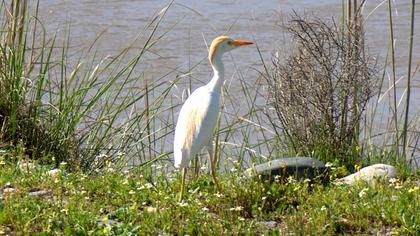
[266,12,377,165]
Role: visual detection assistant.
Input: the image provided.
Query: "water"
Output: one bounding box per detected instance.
[31,0,420,167]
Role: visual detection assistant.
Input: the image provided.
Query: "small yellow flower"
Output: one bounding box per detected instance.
[408,186,418,193]
[287,176,296,184]
[103,226,111,234]
[229,206,243,211]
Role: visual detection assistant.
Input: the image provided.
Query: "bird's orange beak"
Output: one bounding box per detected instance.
[233,39,253,46]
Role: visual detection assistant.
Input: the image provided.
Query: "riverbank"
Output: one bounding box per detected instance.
[0,156,418,235]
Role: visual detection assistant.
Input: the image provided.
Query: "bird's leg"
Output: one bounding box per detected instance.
[179,167,187,202]
[193,154,200,179]
[206,142,220,191]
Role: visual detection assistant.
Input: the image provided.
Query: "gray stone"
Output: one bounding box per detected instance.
[1,187,16,199]
[47,168,62,177]
[334,163,397,185]
[245,157,328,181]
[258,220,278,230]
[28,190,51,197]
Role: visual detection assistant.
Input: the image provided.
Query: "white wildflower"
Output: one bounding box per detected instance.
[358,188,369,198]
[179,202,188,207]
[146,207,157,213]
[388,178,397,184]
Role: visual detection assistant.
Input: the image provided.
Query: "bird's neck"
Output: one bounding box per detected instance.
[207,54,224,93]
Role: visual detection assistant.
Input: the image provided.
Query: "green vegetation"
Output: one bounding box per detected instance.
[0,157,419,235]
[0,0,419,234]
[0,0,176,171]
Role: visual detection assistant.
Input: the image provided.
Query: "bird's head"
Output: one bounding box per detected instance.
[209,36,253,64]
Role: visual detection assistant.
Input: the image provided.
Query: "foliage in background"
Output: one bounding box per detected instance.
[0,0,418,175]
[265,11,377,166]
[0,0,176,171]
[0,0,419,234]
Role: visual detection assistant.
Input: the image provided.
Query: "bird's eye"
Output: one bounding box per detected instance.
[227,41,232,45]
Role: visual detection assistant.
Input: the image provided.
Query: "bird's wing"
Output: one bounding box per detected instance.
[174,91,208,152]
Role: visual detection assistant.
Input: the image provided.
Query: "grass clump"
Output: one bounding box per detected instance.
[0,0,176,171]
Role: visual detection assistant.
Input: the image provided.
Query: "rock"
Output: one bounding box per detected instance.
[3,187,16,193]
[47,168,62,177]
[258,220,278,230]
[245,157,328,181]
[28,189,51,197]
[334,164,397,185]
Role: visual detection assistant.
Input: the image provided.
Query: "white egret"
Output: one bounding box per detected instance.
[174,36,253,201]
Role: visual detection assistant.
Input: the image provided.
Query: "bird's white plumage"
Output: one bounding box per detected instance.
[173,36,252,201]
[173,85,220,168]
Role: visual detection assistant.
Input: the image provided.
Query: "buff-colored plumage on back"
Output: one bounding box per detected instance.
[208,36,229,64]
[175,35,253,201]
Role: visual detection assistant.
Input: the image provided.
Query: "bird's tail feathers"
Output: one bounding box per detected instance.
[174,148,190,168]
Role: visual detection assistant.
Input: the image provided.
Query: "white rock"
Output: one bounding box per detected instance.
[28,190,51,197]
[47,168,62,177]
[334,164,397,185]
[3,187,16,193]
[258,220,278,230]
